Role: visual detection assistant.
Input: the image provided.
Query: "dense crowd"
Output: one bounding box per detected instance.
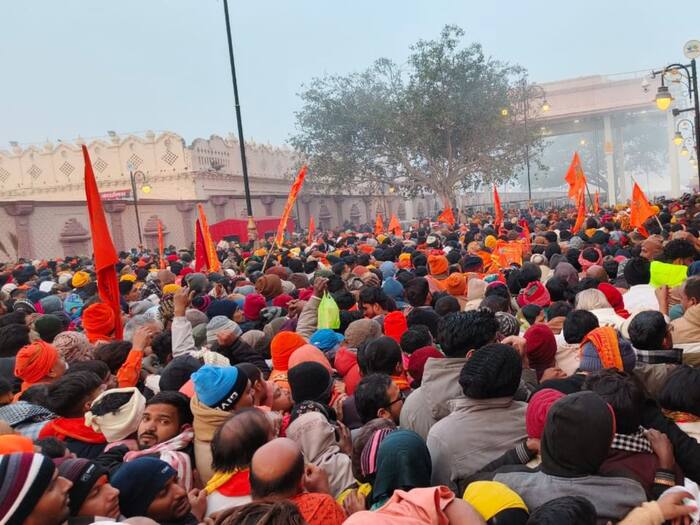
[3,194,700,525]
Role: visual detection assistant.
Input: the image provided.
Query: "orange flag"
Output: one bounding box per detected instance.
[82,145,123,339]
[375,212,384,236]
[565,152,587,200]
[493,186,504,230]
[519,219,531,253]
[388,214,403,236]
[275,165,308,248]
[593,191,600,215]
[307,215,315,245]
[630,182,656,235]
[572,188,587,232]
[194,219,209,272]
[157,220,166,269]
[197,204,220,272]
[437,202,456,226]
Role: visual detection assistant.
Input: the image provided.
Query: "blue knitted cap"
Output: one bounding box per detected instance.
[192,365,248,409]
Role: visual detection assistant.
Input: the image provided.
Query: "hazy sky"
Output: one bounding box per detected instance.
[2,1,697,148]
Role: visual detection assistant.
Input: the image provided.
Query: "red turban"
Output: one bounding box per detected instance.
[14,340,59,387]
[243,293,267,321]
[383,311,408,344]
[272,294,293,310]
[598,283,630,319]
[82,303,116,343]
[270,331,306,371]
[526,388,565,439]
[517,281,551,308]
[524,323,557,380]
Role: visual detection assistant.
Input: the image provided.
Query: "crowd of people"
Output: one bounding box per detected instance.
[3,194,700,524]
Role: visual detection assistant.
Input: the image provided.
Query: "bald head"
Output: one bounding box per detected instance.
[641,236,663,261]
[250,438,304,499]
[586,265,608,283]
[212,408,271,473]
[157,269,176,285]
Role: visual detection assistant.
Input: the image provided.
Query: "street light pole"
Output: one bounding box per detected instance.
[129,170,143,247]
[222,0,257,242]
[522,78,532,202]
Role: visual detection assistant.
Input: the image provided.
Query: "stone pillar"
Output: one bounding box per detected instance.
[260,196,276,217]
[3,202,35,259]
[667,111,681,198]
[209,196,228,223]
[143,215,168,251]
[614,125,627,202]
[176,201,196,247]
[362,197,373,223]
[103,201,127,252]
[300,195,313,225]
[405,199,415,221]
[59,218,90,257]
[333,196,344,228]
[603,115,617,206]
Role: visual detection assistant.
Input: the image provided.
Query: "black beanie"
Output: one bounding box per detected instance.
[459,343,522,399]
[159,355,202,392]
[288,362,334,405]
[57,458,108,515]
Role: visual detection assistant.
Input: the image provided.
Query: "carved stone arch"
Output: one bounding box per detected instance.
[143,215,168,251]
[59,218,90,257]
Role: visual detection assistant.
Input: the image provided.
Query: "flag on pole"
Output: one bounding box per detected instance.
[437,204,456,226]
[593,191,600,215]
[194,219,209,272]
[388,214,403,236]
[573,187,587,232]
[493,186,504,230]
[197,204,220,272]
[519,219,531,253]
[82,145,123,339]
[630,182,656,236]
[307,215,315,245]
[565,152,587,201]
[157,220,166,269]
[274,165,307,248]
[375,212,384,237]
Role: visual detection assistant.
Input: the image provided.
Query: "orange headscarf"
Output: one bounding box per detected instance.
[14,340,59,389]
[82,303,116,343]
[0,434,35,454]
[581,326,622,370]
[270,331,306,372]
[288,344,333,373]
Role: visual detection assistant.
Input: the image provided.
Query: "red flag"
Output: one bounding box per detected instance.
[157,220,166,269]
[593,191,600,215]
[375,212,384,237]
[519,219,531,253]
[630,182,656,234]
[194,219,209,272]
[275,166,307,248]
[388,214,403,236]
[196,204,220,272]
[493,186,504,230]
[572,188,587,232]
[307,215,315,245]
[437,206,456,226]
[565,152,587,201]
[82,146,123,339]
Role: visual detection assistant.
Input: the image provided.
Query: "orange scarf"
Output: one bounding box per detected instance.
[581,326,622,370]
[390,374,411,392]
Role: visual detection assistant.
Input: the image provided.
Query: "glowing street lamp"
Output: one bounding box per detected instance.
[655,85,673,111]
[674,131,684,145]
[681,145,690,156]
[541,100,550,112]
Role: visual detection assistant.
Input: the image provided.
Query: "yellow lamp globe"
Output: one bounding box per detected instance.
[681,145,689,156]
[500,108,509,117]
[655,86,673,111]
[141,184,152,194]
[541,100,550,112]
[673,132,684,146]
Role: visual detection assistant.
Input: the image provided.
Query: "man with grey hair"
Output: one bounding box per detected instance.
[124,314,164,342]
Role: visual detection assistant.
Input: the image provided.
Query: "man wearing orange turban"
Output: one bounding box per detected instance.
[269,331,306,389]
[427,253,449,292]
[14,340,65,395]
[82,303,116,343]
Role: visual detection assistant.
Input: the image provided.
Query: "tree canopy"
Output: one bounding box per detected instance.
[290,25,545,204]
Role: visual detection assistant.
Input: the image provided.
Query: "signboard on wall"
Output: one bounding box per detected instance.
[101,189,132,201]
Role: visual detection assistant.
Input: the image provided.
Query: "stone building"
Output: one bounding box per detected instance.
[0,131,434,259]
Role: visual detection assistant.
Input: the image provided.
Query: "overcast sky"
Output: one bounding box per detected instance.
[2,0,697,148]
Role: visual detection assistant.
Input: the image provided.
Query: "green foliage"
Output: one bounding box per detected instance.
[290,26,544,203]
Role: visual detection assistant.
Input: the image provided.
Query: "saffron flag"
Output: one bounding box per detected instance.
[573,188,587,232]
[307,215,315,245]
[630,182,656,235]
[194,219,209,272]
[157,220,166,269]
[388,214,403,237]
[82,146,123,339]
[197,204,220,272]
[275,165,307,248]
[593,191,600,215]
[375,212,384,237]
[437,203,456,226]
[565,152,587,201]
[493,186,504,230]
[519,219,532,254]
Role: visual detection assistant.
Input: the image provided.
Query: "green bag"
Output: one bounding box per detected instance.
[317,292,340,329]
